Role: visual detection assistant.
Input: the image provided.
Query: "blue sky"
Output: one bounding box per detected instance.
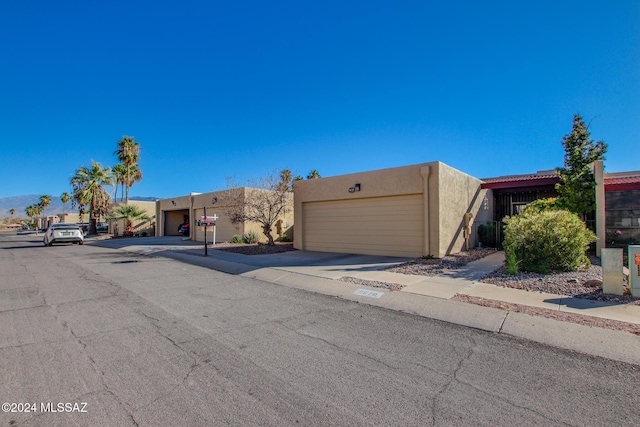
[1,1,638,199]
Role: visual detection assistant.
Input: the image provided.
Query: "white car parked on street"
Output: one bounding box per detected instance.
[43,223,84,246]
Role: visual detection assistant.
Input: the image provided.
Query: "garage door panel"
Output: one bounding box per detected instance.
[303,195,423,257]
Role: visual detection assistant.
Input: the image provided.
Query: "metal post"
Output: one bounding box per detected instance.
[204,206,207,257]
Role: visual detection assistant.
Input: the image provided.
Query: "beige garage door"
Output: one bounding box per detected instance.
[303,195,424,257]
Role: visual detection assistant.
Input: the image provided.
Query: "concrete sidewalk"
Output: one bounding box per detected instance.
[90,237,640,365]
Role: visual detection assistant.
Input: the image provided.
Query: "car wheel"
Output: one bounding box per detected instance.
[47,242,53,247]
[79,241,84,245]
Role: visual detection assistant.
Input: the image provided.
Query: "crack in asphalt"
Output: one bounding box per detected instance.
[275,316,403,372]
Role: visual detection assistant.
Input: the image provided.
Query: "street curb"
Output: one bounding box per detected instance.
[246,266,640,366]
[118,244,640,366]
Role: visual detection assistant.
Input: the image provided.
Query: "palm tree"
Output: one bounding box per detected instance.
[126,164,143,195]
[60,192,71,215]
[114,136,141,203]
[112,164,127,203]
[39,195,51,226]
[307,170,321,179]
[71,161,115,235]
[278,169,293,191]
[9,208,15,217]
[109,204,149,237]
[25,204,42,234]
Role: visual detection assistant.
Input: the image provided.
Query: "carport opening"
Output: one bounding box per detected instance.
[164,210,189,236]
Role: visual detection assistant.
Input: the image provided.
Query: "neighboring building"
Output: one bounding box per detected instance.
[480,170,560,220]
[156,189,294,243]
[293,162,491,258]
[108,200,157,237]
[600,168,640,251]
[481,162,640,255]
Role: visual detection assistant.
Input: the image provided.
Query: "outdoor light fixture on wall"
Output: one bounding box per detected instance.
[171,200,176,206]
[348,183,362,193]
[212,197,218,204]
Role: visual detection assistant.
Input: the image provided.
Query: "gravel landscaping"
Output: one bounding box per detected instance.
[383,248,498,276]
[480,256,639,306]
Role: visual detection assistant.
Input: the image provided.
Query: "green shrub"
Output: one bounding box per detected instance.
[504,251,519,275]
[231,234,243,244]
[279,233,290,242]
[522,197,563,214]
[242,231,260,244]
[503,209,596,274]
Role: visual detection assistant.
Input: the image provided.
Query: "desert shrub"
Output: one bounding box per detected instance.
[279,233,290,242]
[503,209,596,274]
[231,234,243,243]
[504,251,520,275]
[242,231,260,244]
[522,197,563,214]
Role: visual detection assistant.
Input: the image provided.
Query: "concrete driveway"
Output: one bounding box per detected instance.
[89,235,411,279]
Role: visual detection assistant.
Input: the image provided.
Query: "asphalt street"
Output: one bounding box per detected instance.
[1,232,639,426]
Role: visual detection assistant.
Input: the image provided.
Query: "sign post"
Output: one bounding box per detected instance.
[199,210,218,257]
[204,207,208,256]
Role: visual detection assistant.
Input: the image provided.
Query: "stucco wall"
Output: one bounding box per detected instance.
[294,163,432,251]
[294,161,485,258]
[433,162,487,256]
[109,201,156,236]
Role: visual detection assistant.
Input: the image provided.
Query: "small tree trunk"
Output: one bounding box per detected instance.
[263,225,275,246]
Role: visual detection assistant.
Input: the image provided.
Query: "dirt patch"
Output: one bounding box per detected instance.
[215,242,296,256]
[452,294,640,335]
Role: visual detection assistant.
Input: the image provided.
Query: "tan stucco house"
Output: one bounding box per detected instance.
[156,189,294,243]
[293,161,492,258]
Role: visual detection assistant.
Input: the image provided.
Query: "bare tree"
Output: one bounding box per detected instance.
[222,173,292,246]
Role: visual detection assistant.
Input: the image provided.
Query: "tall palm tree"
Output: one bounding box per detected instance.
[9,208,15,217]
[60,192,71,215]
[39,195,51,225]
[71,161,115,235]
[112,164,127,203]
[126,164,143,195]
[114,136,141,203]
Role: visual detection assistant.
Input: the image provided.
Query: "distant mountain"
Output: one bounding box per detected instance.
[0,195,158,218]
